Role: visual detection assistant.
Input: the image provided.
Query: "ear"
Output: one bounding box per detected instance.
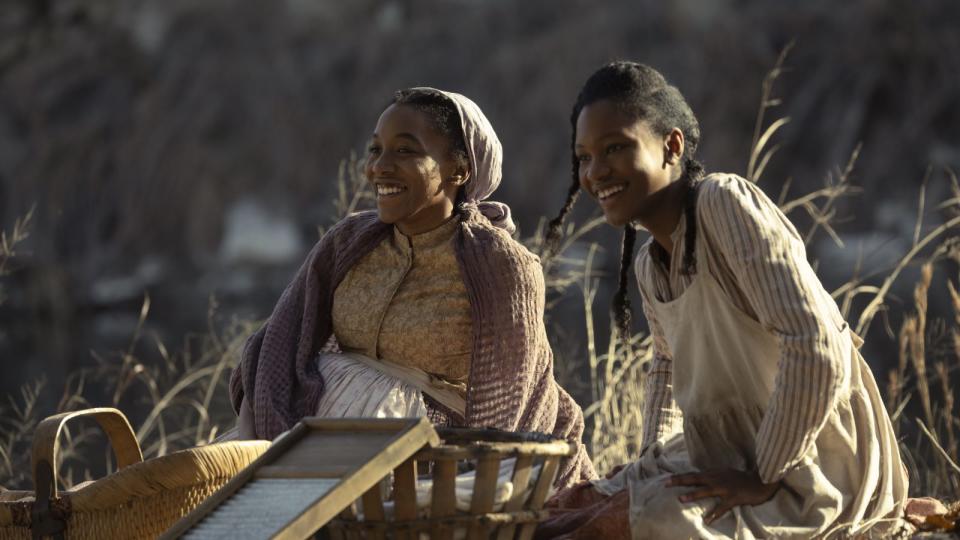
[663,128,685,166]
[448,166,470,187]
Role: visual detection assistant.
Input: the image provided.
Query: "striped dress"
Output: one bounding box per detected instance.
[640,173,872,481]
[608,172,909,538]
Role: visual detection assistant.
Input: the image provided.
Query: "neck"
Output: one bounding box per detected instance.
[635,179,688,255]
[396,207,456,237]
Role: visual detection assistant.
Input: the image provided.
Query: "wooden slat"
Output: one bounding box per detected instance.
[392,458,418,540]
[414,441,574,461]
[495,454,534,540]
[258,431,400,477]
[272,420,438,540]
[338,510,546,530]
[516,456,560,540]
[360,483,386,540]
[429,459,457,540]
[467,456,501,540]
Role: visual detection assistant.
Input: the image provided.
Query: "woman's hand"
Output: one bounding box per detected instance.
[666,469,781,525]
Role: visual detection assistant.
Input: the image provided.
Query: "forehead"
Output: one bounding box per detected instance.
[373,103,446,143]
[575,100,656,145]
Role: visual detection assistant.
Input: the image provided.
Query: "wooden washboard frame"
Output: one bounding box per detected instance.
[161,417,440,540]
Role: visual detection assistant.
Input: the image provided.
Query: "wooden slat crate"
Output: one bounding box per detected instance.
[327,427,575,540]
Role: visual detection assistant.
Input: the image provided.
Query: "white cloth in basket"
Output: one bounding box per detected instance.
[314,352,546,527]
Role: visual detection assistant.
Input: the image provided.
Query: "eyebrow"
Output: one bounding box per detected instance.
[370,132,422,144]
[574,132,631,149]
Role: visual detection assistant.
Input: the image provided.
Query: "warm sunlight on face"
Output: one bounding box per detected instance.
[574,100,675,227]
[364,104,461,236]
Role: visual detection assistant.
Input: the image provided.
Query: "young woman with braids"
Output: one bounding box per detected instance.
[536,62,908,538]
[229,88,595,488]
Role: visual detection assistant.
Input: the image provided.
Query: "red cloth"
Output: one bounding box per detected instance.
[537,481,631,539]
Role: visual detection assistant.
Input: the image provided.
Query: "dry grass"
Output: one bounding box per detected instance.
[0,294,255,490]
[1,50,958,536]
[0,206,33,306]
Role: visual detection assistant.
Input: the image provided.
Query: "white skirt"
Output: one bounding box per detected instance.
[315,352,431,418]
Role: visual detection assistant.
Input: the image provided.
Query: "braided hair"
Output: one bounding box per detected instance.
[392,88,471,208]
[546,61,705,341]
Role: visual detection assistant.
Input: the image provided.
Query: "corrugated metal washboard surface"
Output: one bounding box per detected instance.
[161,418,440,540]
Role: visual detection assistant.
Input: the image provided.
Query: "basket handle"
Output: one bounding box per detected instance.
[31,407,143,500]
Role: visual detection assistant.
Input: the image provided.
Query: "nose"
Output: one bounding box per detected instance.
[368,151,396,177]
[583,157,610,189]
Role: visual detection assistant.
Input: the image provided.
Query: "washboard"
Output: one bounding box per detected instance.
[162,417,440,540]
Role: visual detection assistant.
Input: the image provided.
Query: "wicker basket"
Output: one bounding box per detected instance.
[327,427,574,540]
[0,408,269,540]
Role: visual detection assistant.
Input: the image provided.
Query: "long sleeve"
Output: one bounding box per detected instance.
[697,176,848,483]
[636,263,683,453]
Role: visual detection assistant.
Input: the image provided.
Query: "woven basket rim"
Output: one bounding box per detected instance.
[0,440,270,516]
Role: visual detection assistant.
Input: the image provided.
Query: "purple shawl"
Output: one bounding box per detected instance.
[229,205,597,487]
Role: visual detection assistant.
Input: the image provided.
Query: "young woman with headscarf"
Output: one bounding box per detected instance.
[229,88,596,488]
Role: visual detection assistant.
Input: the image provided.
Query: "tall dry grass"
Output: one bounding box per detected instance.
[0,293,255,490]
[1,49,958,514]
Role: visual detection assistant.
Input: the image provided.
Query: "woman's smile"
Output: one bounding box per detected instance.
[374,181,408,198]
[596,183,628,206]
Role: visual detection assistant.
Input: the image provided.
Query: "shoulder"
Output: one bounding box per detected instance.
[695,173,801,242]
[458,207,541,270]
[302,210,387,266]
[316,211,387,249]
[326,210,383,240]
[696,173,770,214]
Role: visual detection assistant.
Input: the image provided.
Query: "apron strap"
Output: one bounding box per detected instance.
[338,352,467,416]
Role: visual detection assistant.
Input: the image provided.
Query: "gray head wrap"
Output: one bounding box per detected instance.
[410,87,515,233]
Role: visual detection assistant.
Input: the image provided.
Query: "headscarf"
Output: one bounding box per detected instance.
[410,87,516,234]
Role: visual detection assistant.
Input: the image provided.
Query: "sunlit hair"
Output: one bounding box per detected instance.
[546,61,705,341]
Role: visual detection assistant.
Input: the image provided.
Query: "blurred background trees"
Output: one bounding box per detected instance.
[0,0,958,457]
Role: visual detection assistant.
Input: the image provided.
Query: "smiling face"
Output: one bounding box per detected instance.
[364,103,467,235]
[574,99,682,227]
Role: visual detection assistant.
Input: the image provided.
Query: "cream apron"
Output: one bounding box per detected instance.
[314,352,466,418]
[593,229,907,539]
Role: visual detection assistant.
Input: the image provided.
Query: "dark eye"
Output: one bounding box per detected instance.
[606,143,625,154]
[367,145,381,155]
[396,146,413,154]
[576,154,591,164]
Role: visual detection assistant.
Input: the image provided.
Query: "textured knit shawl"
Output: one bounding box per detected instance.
[229,205,596,487]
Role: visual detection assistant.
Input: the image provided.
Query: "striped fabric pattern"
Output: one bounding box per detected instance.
[636,173,849,483]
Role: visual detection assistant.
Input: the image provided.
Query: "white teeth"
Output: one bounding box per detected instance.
[377,185,406,196]
[597,185,625,200]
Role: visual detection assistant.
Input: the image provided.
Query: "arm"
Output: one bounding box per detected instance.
[698,176,847,483]
[637,273,683,453]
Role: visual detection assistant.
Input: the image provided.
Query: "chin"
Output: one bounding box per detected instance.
[376,210,399,224]
[603,211,630,228]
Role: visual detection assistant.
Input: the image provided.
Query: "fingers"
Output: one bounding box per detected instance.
[704,501,735,525]
[678,487,725,503]
[665,473,711,487]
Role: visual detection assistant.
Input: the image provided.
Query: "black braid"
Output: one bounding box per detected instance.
[612,226,638,341]
[681,158,705,275]
[545,61,705,344]
[544,94,591,259]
